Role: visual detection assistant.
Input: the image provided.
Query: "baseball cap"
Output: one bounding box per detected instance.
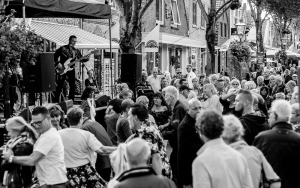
[179,85,192,92]
[292,74,297,77]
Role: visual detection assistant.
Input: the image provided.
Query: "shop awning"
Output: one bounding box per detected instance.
[141,32,207,48]
[30,20,119,49]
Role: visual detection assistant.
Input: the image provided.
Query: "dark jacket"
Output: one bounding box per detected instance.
[82,119,113,172]
[116,167,176,188]
[178,114,203,186]
[162,100,187,150]
[284,74,293,84]
[239,112,269,145]
[253,122,300,188]
[1,142,34,187]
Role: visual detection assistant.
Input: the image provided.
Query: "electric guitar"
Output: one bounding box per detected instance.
[55,49,96,75]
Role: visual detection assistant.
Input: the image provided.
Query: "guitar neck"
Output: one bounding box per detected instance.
[68,58,83,67]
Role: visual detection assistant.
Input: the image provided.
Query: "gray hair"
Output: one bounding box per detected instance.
[196,110,224,139]
[271,100,292,119]
[163,86,179,100]
[222,115,244,140]
[257,76,264,81]
[244,81,256,90]
[275,75,283,82]
[126,138,151,166]
[204,83,217,95]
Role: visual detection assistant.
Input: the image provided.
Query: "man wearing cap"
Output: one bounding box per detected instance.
[292,74,298,85]
[186,65,197,89]
[179,85,191,108]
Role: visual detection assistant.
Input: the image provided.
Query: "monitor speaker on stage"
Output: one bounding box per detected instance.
[121,54,142,83]
[22,52,56,93]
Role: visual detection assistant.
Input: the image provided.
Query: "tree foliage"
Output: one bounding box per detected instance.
[0,21,43,71]
[229,41,251,62]
[265,0,300,48]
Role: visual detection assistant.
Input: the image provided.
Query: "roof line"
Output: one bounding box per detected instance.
[31,20,79,28]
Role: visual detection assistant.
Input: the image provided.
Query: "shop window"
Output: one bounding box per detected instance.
[156,0,165,25]
[220,23,223,37]
[171,0,181,25]
[224,23,227,38]
[192,0,197,26]
[200,4,206,28]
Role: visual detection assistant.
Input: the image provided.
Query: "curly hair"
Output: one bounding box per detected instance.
[81,86,95,100]
[196,110,224,140]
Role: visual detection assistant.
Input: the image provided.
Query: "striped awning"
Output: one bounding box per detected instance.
[30,20,119,49]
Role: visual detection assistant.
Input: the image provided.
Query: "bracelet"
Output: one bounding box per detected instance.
[9,155,14,163]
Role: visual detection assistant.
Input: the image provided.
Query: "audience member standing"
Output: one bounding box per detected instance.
[115,138,176,188]
[223,115,281,188]
[193,110,253,188]
[186,65,197,89]
[116,99,134,143]
[235,90,269,145]
[3,106,68,187]
[81,117,114,182]
[147,67,162,93]
[202,83,223,113]
[162,86,187,185]
[60,107,116,188]
[105,99,122,145]
[178,99,203,188]
[254,100,300,188]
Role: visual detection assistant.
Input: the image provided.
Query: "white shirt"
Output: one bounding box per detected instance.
[147,75,161,92]
[59,128,103,168]
[186,71,197,89]
[34,128,68,186]
[192,138,253,188]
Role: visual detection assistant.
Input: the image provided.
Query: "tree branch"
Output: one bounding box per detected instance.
[247,0,257,21]
[216,0,232,16]
[197,0,209,23]
[139,0,155,18]
[216,4,231,21]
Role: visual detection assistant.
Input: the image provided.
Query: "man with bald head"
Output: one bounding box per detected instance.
[115,138,176,188]
[235,90,269,145]
[178,98,203,188]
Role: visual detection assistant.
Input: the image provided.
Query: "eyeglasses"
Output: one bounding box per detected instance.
[177,72,182,74]
[232,83,239,86]
[31,116,47,128]
[192,107,202,111]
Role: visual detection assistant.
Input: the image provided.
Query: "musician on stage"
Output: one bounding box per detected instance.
[54,35,90,102]
[85,69,99,92]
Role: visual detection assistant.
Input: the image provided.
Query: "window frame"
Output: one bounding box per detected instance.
[156,0,165,25]
[192,0,197,27]
[170,0,181,26]
[200,4,206,29]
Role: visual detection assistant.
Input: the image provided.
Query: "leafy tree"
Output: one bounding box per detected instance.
[265,0,300,49]
[197,0,241,74]
[114,0,155,53]
[0,20,43,117]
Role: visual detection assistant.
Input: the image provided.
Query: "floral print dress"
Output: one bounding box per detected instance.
[130,120,172,178]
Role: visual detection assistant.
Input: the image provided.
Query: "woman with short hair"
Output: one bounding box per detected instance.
[202,83,223,113]
[222,115,281,188]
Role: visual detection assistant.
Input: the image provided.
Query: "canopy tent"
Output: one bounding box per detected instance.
[266,49,300,58]
[4,0,111,18]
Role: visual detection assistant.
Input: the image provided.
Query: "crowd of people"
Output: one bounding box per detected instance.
[1,62,300,188]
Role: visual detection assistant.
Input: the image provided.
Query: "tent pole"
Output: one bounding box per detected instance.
[109,16,113,98]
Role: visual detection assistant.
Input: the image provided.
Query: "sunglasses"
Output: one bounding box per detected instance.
[31,116,47,128]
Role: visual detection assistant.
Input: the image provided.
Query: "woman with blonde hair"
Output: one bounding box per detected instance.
[1,116,38,188]
[202,83,223,113]
[108,144,128,188]
[222,115,281,188]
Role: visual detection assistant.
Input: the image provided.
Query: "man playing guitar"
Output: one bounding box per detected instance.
[54,35,90,102]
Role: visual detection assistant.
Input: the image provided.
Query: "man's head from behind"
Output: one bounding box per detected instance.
[235,90,254,114]
[31,106,52,134]
[269,100,292,126]
[128,104,149,130]
[67,107,84,127]
[196,110,224,142]
[126,138,150,169]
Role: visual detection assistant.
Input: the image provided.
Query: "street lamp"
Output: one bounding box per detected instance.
[282,36,289,50]
[235,21,247,43]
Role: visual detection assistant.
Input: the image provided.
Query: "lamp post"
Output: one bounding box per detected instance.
[282,36,289,50]
[235,21,247,43]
